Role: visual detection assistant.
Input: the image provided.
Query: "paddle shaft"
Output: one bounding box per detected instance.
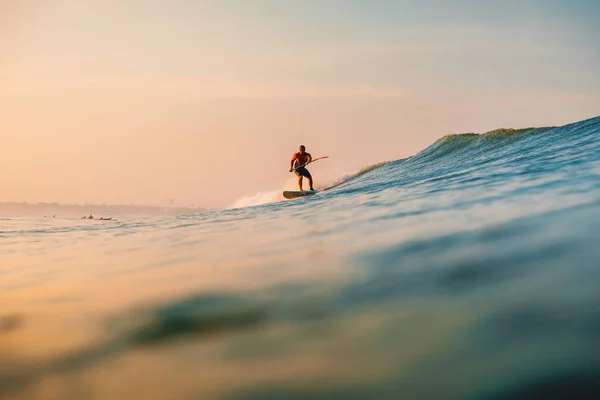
[292,156,329,171]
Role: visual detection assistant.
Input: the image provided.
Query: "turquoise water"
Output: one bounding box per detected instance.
[1,116,600,399]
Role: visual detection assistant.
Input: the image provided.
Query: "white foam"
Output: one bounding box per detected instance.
[228,190,284,209]
[228,173,356,210]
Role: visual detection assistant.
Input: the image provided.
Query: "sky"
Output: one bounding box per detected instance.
[1,0,599,208]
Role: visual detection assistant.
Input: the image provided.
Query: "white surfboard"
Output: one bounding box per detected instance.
[282,190,318,199]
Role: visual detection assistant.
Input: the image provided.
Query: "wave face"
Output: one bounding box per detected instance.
[2,116,600,399]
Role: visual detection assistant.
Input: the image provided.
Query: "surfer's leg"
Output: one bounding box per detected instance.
[302,168,314,190]
[296,167,311,190]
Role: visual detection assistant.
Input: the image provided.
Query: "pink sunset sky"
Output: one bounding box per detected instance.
[1,1,599,208]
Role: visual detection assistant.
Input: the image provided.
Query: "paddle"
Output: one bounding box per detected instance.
[291,156,329,171]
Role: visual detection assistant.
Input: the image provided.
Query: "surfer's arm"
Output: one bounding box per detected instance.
[289,156,296,172]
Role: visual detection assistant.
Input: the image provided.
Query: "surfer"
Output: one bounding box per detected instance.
[290,145,314,191]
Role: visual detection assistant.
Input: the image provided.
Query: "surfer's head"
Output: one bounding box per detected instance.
[299,145,306,153]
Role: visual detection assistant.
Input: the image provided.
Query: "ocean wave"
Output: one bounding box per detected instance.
[2,116,600,399]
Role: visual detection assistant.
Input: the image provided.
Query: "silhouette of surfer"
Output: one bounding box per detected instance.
[289,145,314,191]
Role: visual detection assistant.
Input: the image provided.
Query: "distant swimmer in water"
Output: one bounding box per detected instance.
[289,145,314,191]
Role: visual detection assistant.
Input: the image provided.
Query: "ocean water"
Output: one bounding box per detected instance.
[2,116,600,399]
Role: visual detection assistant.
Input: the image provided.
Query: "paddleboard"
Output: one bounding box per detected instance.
[283,190,318,199]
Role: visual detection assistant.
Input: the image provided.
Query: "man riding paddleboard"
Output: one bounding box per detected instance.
[289,145,314,191]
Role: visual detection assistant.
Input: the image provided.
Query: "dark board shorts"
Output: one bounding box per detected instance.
[295,167,312,178]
